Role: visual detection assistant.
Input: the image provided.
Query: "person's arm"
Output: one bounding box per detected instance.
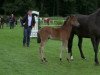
[22,16,26,23]
[22,15,27,26]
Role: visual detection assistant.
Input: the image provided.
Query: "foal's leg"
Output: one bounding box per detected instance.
[64,41,71,62]
[60,42,65,61]
[39,41,47,62]
[78,36,86,59]
[61,40,71,62]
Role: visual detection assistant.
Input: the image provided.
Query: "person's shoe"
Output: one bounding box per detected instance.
[27,45,29,47]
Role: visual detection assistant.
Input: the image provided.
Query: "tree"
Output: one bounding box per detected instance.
[2,0,36,15]
[0,0,100,16]
[0,0,5,14]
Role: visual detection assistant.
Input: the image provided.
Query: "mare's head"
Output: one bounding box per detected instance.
[64,15,80,27]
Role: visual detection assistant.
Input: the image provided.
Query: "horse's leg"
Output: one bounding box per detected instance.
[91,37,99,65]
[64,40,71,62]
[68,33,74,60]
[78,36,86,59]
[60,42,65,61]
[39,42,44,62]
[60,40,70,62]
[39,41,47,62]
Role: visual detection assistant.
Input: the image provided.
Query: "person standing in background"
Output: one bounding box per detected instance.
[9,14,15,29]
[6,16,10,27]
[22,10,35,47]
[0,16,4,29]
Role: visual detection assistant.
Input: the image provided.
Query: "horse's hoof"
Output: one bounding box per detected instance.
[41,59,44,63]
[67,58,70,62]
[95,61,99,66]
[84,58,87,60]
[82,57,86,60]
[71,59,74,61]
[43,58,48,62]
[60,58,62,61]
[45,59,48,62]
[95,63,99,66]
[71,56,74,61]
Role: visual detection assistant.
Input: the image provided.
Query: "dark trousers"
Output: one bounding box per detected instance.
[23,27,32,46]
[10,22,14,29]
[0,24,3,29]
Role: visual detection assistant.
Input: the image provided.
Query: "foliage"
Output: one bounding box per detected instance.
[0,0,100,16]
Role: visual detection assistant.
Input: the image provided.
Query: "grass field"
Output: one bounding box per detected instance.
[0,25,100,75]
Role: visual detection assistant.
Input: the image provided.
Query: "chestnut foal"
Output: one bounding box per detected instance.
[37,16,79,62]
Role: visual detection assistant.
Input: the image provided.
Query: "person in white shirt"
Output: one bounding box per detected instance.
[22,10,35,47]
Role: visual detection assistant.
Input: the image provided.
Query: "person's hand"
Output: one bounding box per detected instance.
[23,23,25,25]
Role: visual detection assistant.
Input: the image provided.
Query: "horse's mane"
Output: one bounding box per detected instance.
[74,9,100,18]
[61,21,67,29]
[62,20,67,26]
[89,8,100,16]
[61,17,69,28]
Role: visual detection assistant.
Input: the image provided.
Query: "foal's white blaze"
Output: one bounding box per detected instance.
[60,44,64,59]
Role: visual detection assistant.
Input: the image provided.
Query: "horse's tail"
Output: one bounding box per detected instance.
[37,32,41,43]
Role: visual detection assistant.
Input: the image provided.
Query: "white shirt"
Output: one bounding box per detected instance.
[28,15,32,27]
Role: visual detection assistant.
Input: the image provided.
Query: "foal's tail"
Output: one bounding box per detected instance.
[37,32,41,43]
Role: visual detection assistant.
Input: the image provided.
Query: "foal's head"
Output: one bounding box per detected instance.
[64,15,80,27]
[69,15,80,26]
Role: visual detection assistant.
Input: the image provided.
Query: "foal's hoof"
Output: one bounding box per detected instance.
[41,59,48,63]
[41,59,45,63]
[45,59,48,62]
[43,58,48,62]
[81,56,86,60]
[67,58,70,63]
[60,58,62,61]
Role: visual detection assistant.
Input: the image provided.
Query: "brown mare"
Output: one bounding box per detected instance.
[37,16,79,62]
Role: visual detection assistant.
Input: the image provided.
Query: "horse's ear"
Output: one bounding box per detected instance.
[70,15,75,19]
[67,15,70,18]
[71,15,75,18]
[67,16,69,18]
[69,14,72,17]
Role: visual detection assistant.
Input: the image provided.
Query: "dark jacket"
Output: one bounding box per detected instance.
[0,17,4,24]
[9,16,15,23]
[22,14,35,29]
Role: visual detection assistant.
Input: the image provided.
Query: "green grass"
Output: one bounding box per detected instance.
[0,25,100,75]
